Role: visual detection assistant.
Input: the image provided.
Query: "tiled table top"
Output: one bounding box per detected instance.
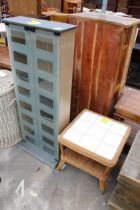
[61,110,130,162]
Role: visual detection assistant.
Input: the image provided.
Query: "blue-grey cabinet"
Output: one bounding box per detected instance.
[4,16,76,168]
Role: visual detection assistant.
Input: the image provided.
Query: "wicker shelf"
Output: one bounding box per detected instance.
[63,148,107,179]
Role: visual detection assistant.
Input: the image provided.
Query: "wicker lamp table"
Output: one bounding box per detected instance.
[57,110,131,192]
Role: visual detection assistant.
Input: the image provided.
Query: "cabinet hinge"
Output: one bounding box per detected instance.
[54,31,61,36]
[24,26,36,32]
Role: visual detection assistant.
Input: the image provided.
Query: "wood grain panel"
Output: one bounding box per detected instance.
[0,47,11,69]
[69,15,139,119]
[45,0,62,10]
[8,0,41,17]
[108,130,140,210]
[90,23,123,115]
[80,20,96,111]
[69,17,84,117]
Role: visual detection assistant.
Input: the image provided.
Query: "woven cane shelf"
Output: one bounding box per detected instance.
[63,148,107,178]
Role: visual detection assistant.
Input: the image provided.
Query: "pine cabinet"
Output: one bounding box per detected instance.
[4,16,76,167]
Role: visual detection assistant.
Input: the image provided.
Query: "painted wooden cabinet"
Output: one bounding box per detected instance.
[4,16,76,167]
[68,13,140,119]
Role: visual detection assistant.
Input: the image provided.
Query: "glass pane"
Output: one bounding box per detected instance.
[16,69,28,82]
[18,86,30,97]
[36,37,53,52]
[43,145,54,155]
[38,78,53,92]
[20,101,32,111]
[40,95,53,109]
[37,59,53,73]
[24,126,34,135]
[25,136,35,145]
[42,136,54,146]
[40,110,53,122]
[22,114,33,124]
[41,124,54,136]
[14,51,27,64]
[11,30,25,44]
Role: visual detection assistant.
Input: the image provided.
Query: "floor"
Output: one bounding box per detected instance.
[0,145,122,210]
[0,119,139,210]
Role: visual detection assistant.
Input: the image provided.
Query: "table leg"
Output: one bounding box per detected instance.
[100,179,106,193]
[56,160,65,171]
[100,167,112,192]
[56,144,65,171]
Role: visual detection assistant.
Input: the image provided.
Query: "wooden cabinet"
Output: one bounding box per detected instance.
[44,0,62,11]
[8,0,42,17]
[108,131,140,210]
[68,13,140,119]
[4,16,76,167]
[64,0,81,13]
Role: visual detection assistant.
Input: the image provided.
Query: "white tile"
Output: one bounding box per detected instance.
[110,121,128,136]
[71,119,91,132]
[87,125,107,140]
[77,135,100,152]
[95,143,117,160]
[63,128,83,144]
[94,116,113,130]
[79,111,98,124]
[103,132,123,148]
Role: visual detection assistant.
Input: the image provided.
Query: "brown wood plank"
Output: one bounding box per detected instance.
[108,130,140,210]
[69,18,84,118]
[90,23,124,115]
[70,12,140,27]
[125,120,140,146]
[0,47,11,69]
[119,130,140,181]
[114,87,140,123]
[45,0,62,10]
[8,0,42,17]
[108,184,140,210]
[79,20,96,111]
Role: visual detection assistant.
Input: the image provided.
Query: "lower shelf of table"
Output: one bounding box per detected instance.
[62,148,108,179]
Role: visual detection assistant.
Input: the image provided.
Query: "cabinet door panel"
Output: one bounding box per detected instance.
[31,29,59,159]
[6,25,40,147]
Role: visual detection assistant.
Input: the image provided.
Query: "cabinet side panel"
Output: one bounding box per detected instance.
[59,30,75,132]
[117,26,137,96]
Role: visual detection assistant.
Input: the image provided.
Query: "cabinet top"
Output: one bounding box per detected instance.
[70,12,140,28]
[3,16,76,33]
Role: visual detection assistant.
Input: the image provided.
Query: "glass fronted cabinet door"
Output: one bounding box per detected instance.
[32,29,59,160]
[6,25,40,148]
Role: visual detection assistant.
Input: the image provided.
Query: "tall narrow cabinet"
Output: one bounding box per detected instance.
[4,16,76,167]
[69,13,140,119]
